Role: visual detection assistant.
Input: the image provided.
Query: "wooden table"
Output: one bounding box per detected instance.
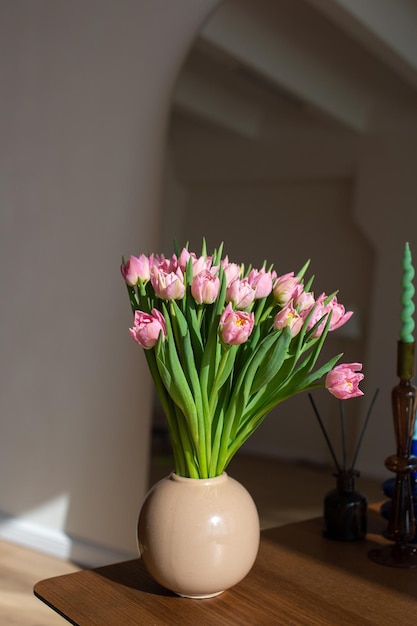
[34,509,417,625]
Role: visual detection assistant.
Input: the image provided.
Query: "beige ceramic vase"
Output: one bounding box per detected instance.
[137,472,260,598]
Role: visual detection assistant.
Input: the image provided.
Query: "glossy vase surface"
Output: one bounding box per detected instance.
[324,471,367,541]
[137,472,260,598]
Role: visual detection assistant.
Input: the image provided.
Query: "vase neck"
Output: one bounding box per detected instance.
[335,470,359,493]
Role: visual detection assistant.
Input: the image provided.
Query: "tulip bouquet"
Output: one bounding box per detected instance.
[121,241,364,479]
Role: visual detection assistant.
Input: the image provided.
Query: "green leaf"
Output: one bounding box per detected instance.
[287,353,342,395]
[250,327,292,394]
[183,297,204,365]
[200,266,227,387]
[125,283,139,313]
[297,258,311,280]
[157,308,198,431]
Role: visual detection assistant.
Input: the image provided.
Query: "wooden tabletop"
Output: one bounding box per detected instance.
[34,509,417,625]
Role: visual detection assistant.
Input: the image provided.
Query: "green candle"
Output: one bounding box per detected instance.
[400,242,415,343]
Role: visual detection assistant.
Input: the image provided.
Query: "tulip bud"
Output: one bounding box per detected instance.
[247,268,273,299]
[191,270,220,304]
[219,303,254,345]
[121,254,150,286]
[226,278,256,309]
[273,273,302,306]
[325,363,364,399]
[273,302,304,337]
[151,267,185,300]
[129,309,167,349]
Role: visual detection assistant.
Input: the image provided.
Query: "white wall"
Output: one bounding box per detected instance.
[0,0,219,564]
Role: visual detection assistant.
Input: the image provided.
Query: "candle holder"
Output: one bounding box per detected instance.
[369,341,417,567]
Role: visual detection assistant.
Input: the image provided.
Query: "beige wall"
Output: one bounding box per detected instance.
[0,0,219,563]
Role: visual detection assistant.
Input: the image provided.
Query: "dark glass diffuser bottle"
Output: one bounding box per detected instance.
[324,470,367,541]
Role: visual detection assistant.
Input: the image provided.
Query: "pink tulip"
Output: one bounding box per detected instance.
[177,249,213,276]
[129,308,167,349]
[193,255,213,276]
[222,258,242,286]
[177,248,191,271]
[273,273,302,306]
[247,268,274,299]
[150,253,167,270]
[308,293,353,338]
[273,302,304,337]
[325,363,364,399]
[191,270,220,304]
[219,303,254,345]
[120,254,150,286]
[294,290,315,313]
[151,253,180,275]
[150,266,185,300]
[226,278,256,309]
[325,295,353,331]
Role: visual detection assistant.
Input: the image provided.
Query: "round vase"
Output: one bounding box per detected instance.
[323,470,367,541]
[137,472,260,598]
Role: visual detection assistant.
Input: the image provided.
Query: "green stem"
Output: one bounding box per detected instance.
[209,408,224,476]
[207,347,230,418]
[223,421,258,469]
[196,305,204,328]
[202,347,231,473]
[173,405,200,478]
[169,425,187,477]
[144,351,186,475]
[258,302,274,325]
[197,419,208,478]
[216,400,238,475]
[169,301,182,355]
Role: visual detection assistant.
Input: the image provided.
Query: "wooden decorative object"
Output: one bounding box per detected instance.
[369,341,417,567]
